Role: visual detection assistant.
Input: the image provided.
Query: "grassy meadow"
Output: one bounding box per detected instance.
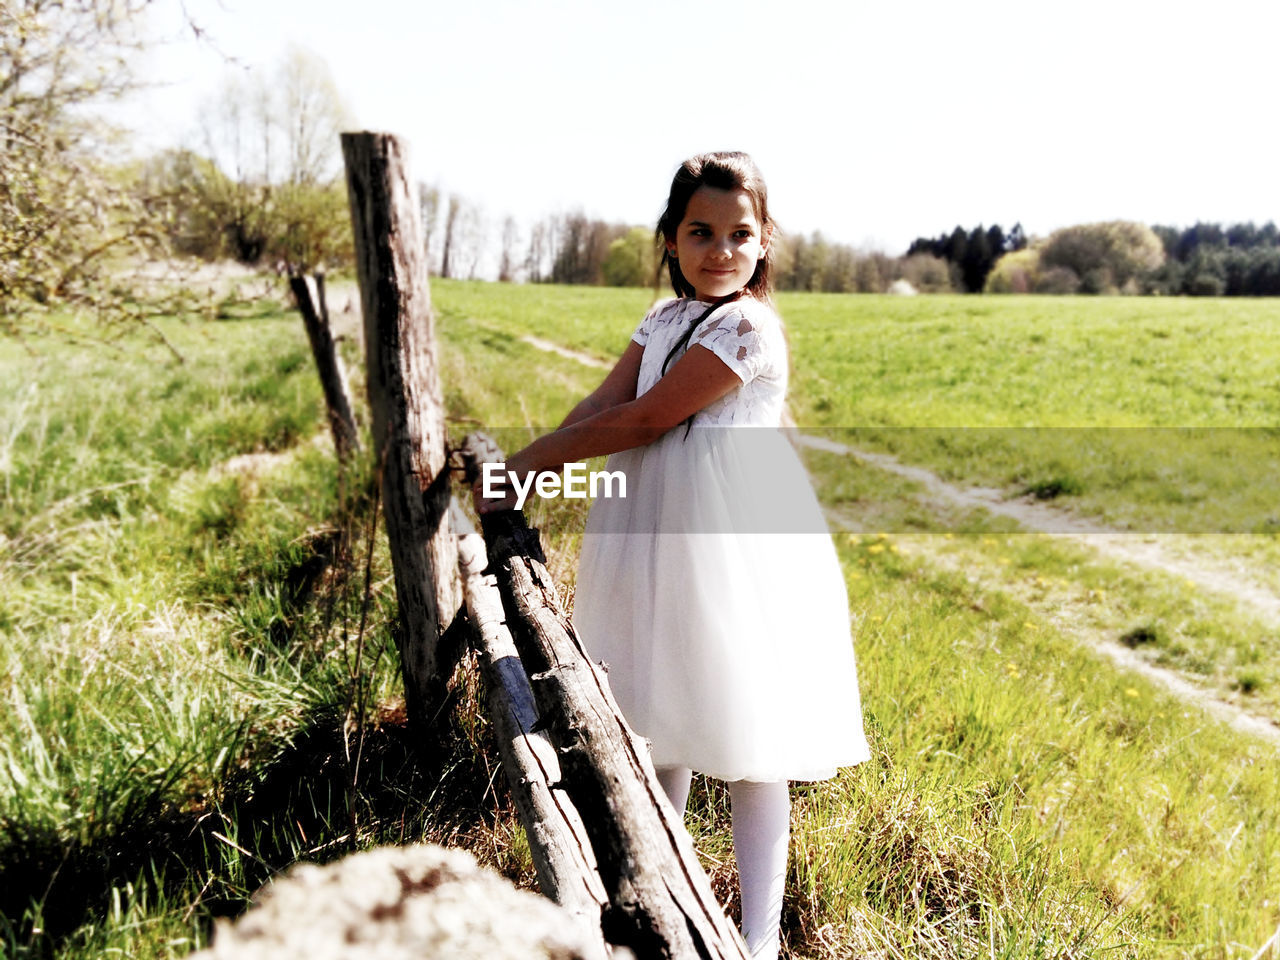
[1,279,1277,959]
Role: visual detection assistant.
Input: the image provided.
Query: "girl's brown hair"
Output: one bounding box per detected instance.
[656,151,775,302]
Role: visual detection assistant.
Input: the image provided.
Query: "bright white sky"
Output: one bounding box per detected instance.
[124,0,1278,256]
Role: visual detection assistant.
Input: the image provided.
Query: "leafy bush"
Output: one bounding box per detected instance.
[984,249,1040,294]
[1034,266,1082,295]
[898,254,953,293]
[1039,221,1165,294]
[1189,272,1225,297]
[601,227,658,287]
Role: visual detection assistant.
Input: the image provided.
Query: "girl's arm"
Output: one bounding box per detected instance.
[557,341,645,429]
[476,344,741,512]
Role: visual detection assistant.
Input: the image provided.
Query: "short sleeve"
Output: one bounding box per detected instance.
[631,299,672,347]
[691,305,769,383]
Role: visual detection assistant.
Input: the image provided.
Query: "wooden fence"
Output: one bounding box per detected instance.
[335,131,752,960]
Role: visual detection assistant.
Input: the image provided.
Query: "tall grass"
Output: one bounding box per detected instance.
[811,534,1279,956]
[0,309,505,958]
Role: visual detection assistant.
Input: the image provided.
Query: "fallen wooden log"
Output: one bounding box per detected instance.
[452,501,610,957]
[456,434,750,960]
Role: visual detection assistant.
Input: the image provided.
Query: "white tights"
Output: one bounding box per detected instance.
[656,766,789,960]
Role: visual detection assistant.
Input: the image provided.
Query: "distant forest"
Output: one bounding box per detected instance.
[118,151,1280,299]
[906,221,1280,297]
[125,153,1280,299]
[419,194,1280,297]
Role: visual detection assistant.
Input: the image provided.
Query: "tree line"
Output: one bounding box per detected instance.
[137,46,355,275]
[979,220,1280,297]
[416,205,963,295]
[906,225,1029,293]
[1146,223,1280,296]
[410,208,1280,299]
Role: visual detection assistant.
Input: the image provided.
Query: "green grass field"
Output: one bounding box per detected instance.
[2,280,1278,959]
[436,280,1280,958]
[434,283,1280,425]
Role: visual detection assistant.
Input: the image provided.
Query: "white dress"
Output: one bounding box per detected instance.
[571,297,871,782]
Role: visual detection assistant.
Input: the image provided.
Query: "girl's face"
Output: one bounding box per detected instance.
[666,186,771,302]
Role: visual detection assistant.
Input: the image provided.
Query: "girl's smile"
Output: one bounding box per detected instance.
[667,186,772,302]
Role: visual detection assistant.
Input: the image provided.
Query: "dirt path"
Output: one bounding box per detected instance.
[885,534,1280,745]
[806,434,1280,744]
[798,435,1280,631]
[519,335,612,369]
[1039,600,1280,745]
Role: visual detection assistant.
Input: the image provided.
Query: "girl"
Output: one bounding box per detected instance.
[476,152,869,959]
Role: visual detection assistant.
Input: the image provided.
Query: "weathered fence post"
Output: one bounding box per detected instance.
[289,272,360,463]
[342,132,461,733]
[457,435,751,960]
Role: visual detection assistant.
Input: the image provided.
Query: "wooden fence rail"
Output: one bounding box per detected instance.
[454,436,750,960]
[452,499,611,959]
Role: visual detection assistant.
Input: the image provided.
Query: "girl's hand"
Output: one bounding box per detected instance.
[472,452,537,514]
[472,471,518,514]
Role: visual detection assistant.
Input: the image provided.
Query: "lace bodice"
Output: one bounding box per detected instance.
[630,297,788,427]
